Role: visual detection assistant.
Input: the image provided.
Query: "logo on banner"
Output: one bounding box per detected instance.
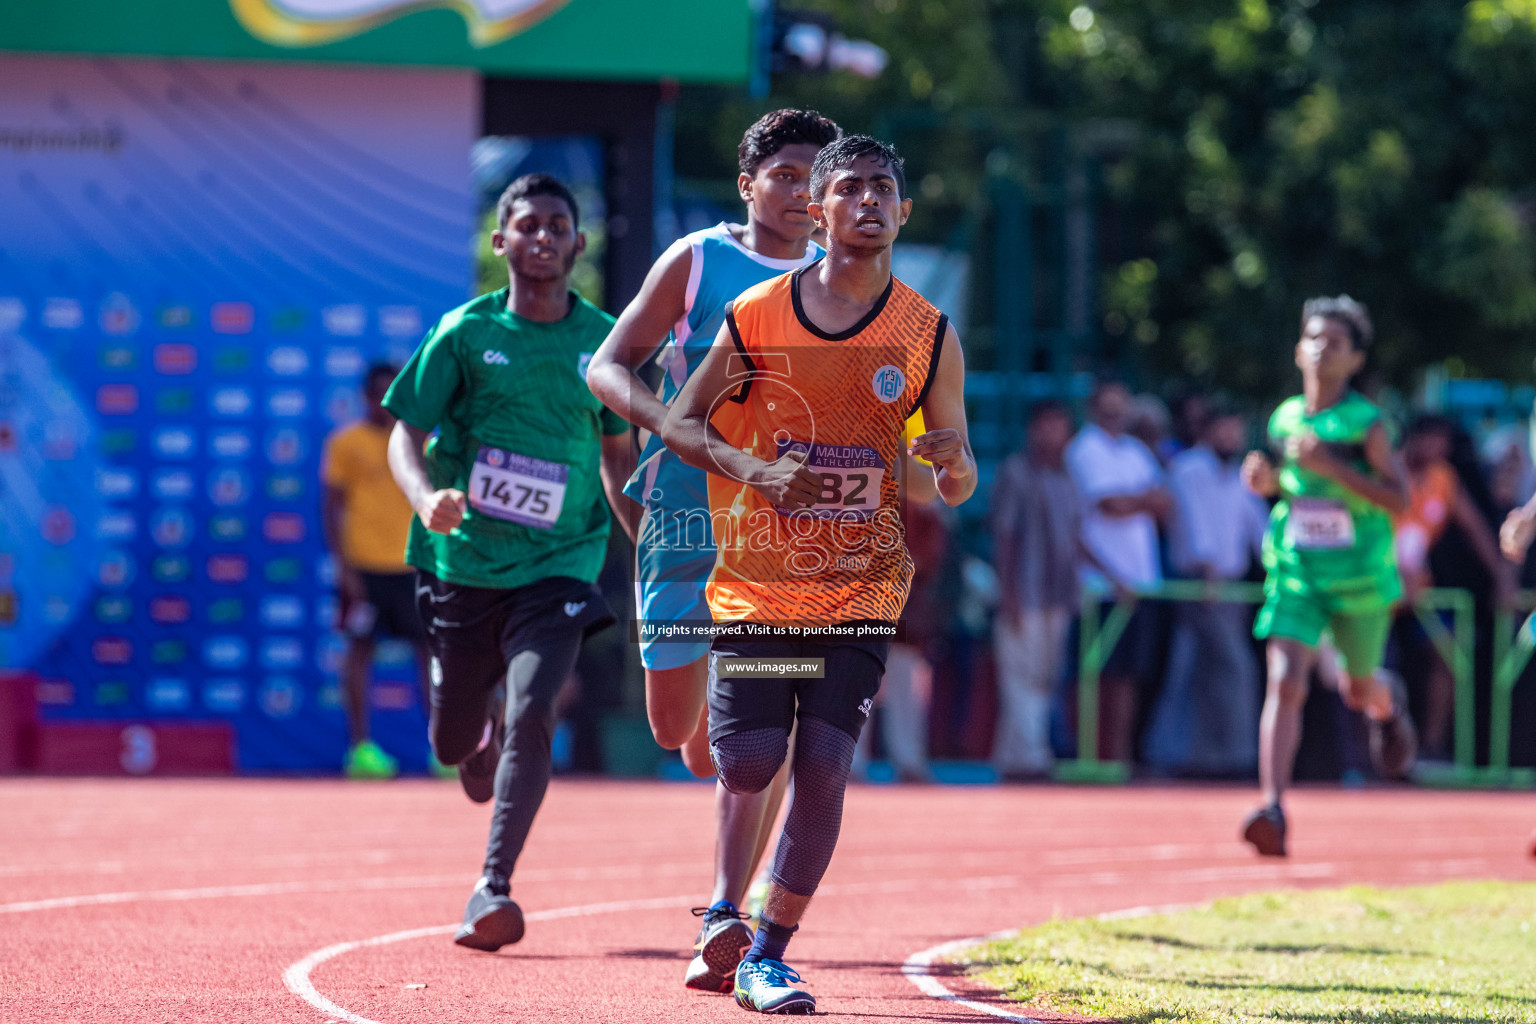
[100,429,137,455]
[267,389,308,417]
[260,595,305,629]
[150,595,192,624]
[267,474,304,500]
[211,302,254,334]
[152,470,196,501]
[147,679,192,712]
[209,599,245,624]
[267,346,309,376]
[258,676,303,718]
[203,636,250,670]
[207,554,250,584]
[211,387,253,417]
[325,347,365,378]
[150,507,193,548]
[229,0,571,47]
[43,298,83,330]
[211,429,254,460]
[96,384,139,415]
[263,512,306,543]
[99,293,140,337]
[153,428,196,459]
[321,304,366,336]
[97,552,135,588]
[154,344,197,375]
[266,428,306,465]
[99,344,137,371]
[152,555,191,583]
[159,305,194,330]
[215,346,251,373]
[209,514,248,541]
[379,305,422,338]
[95,595,133,624]
[203,679,247,713]
[209,468,252,507]
[151,640,189,666]
[157,388,194,415]
[92,637,133,666]
[272,307,307,333]
[0,298,25,332]
[42,507,76,545]
[95,511,137,541]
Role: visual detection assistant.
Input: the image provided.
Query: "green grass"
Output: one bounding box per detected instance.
[962,882,1536,1024]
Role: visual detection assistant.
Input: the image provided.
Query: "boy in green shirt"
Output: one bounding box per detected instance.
[384,174,635,950]
[1240,295,1417,856]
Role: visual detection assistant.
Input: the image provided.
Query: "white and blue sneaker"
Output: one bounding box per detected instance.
[734,958,815,1014]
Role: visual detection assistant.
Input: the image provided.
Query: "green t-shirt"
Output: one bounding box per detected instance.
[382,288,628,591]
[1263,392,1400,606]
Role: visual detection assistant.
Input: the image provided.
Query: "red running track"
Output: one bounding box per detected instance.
[2,778,1531,1023]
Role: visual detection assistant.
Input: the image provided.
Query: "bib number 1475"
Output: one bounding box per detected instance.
[469,446,568,530]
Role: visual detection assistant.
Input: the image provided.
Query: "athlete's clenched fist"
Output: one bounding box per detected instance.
[418,488,468,534]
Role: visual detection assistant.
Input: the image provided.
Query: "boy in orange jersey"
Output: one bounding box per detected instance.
[662,135,976,1015]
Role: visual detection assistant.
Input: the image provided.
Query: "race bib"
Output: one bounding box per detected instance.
[774,440,885,520]
[1286,498,1355,549]
[469,446,567,529]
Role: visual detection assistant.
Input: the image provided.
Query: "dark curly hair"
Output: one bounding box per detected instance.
[738,108,841,177]
[809,134,906,203]
[1302,294,1373,350]
[496,173,579,229]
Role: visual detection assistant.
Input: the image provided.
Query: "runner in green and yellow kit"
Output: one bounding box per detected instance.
[384,173,635,950]
[1239,295,1417,857]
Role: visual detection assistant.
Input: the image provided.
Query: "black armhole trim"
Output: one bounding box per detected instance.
[908,313,948,418]
[790,260,895,341]
[725,306,755,405]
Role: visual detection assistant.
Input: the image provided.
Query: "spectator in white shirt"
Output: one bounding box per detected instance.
[1146,407,1269,775]
[1066,380,1172,763]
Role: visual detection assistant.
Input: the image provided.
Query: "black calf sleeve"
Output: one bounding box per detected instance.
[770,715,857,897]
[711,727,789,795]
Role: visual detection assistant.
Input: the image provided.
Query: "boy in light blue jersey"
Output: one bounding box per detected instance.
[588,109,839,992]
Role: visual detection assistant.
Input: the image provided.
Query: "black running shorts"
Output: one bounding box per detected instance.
[706,636,889,744]
[414,571,615,716]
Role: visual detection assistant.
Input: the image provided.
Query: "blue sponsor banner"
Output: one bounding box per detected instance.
[0,55,475,771]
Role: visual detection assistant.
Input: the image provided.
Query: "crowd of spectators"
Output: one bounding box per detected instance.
[857,378,1536,781]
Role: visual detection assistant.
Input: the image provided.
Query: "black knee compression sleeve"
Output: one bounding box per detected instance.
[711,727,789,795]
[770,715,857,897]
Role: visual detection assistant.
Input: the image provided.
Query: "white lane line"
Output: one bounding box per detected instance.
[902,931,1046,1024]
[282,894,701,1024]
[0,874,473,915]
[0,859,1328,917]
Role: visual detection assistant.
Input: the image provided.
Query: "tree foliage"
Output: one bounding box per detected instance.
[684,0,1536,395]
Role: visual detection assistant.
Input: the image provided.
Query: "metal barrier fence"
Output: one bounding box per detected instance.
[1053,581,1532,789]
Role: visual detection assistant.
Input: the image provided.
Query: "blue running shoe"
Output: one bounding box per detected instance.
[684,902,754,992]
[734,958,814,1014]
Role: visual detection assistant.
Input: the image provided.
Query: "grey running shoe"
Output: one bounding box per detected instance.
[685,902,754,993]
[453,877,524,951]
[1368,670,1417,780]
[1241,803,1287,857]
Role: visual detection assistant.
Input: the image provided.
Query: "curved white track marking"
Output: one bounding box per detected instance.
[902,931,1046,1024]
[283,894,701,1024]
[0,874,474,915]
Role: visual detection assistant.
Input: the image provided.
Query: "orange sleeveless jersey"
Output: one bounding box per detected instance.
[704,266,947,627]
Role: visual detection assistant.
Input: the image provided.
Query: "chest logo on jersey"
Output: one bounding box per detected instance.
[483,350,510,366]
[578,352,592,380]
[872,365,906,404]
